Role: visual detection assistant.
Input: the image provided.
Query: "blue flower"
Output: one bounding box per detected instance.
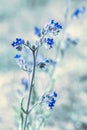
[49,91,57,109]
[44,58,49,63]
[53,91,57,97]
[48,102,54,109]
[11,38,23,47]
[73,9,81,17]
[14,54,21,59]
[34,27,41,37]
[43,19,62,36]
[72,6,86,18]
[47,38,54,46]
[54,22,63,29]
[49,19,55,24]
[48,97,56,109]
[41,91,57,109]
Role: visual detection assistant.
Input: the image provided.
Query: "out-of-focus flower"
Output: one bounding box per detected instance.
[34,27,41,37]
[21,78,28,91]
[65,34,79,47]
[72,6,86,18]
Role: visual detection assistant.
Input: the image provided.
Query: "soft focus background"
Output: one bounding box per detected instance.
[0,0,87,130]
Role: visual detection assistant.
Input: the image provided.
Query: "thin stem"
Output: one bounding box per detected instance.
[37,117,44,130]
[23,50,36,130]
[46,0,71,92]
[28,101,42,115]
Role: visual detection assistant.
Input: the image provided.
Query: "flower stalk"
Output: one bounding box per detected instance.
[23,49,36,130]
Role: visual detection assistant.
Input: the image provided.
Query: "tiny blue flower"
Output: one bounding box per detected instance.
[11,41,17,47]
[11,38,23,47]
[45,58,49,63]
[50,97,56,103]
[41,91,57,109]
[49,19,55,24]
[72,6,86,18]
[54,22,63,29]
[73,9,81,17]
[48,97,56,109]
[34,27,41,37]
[47,38,54,46]
[53,91,57,97]
[48,102,54,109]
[14,54,21,59]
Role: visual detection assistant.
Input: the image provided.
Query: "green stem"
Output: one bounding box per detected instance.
[46,0,71,92]
[37,117,44,130]
[23,51,36,130]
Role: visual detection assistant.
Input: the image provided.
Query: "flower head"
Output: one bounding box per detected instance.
[53,91,57,97]
[42,91,57,109]
[47,38,54,47]
[72,6,86,18]
[34,27,41,37]
[11,38,24,51]
[42,19,62,36]
[14,54,21,59]
[12,38,23,47]
[47,91,57,109]
[54,22,63,29]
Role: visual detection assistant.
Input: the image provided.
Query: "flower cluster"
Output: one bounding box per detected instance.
[42,91,57,109]
[48,92,57,109]
[34,19,62,48]
[11,19,62,73]
[44,19,62,35]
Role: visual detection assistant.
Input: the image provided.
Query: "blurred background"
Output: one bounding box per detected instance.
[0,0,87,130]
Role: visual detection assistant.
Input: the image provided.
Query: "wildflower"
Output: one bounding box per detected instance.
[54,22,63,29]
[34,27,41,37]
[43,19,62,36]
[47,91,57,109]
[72,6,86,18]
[12,38,23,47]
[14,54,21,59]
[53,91,57,97]
[42,91,57,109]
[11,38,24,51]
[48,97,56,109]
[47,38,54,47]
[49,19,55,24]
